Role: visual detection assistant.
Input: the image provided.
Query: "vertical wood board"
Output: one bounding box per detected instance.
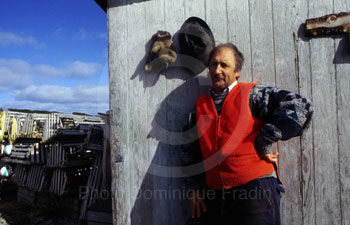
[249,0,275,85]
[272,0,303,224]
[334,1,350,224]
[143,0,167,224]
[165,1,186,224]
[205,0,228,44]
[126,3,150,225]
[295,0,317,223]
[184,0,205,19]
[105,0,350,224]
[309,0,341,224]
[108,1,131,224]
[226,0,253,82]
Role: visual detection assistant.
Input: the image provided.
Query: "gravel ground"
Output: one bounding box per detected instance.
[0,181,78,225]
[0,201,78,225]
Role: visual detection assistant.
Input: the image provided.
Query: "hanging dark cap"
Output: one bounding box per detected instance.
[178,17,215,75]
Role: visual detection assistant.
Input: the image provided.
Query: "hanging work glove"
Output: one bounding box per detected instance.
[145,30,177,72]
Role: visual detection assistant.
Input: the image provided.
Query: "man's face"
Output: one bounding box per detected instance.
[208,47,241,93]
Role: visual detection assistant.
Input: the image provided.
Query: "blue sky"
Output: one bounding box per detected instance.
[0,0,108,115]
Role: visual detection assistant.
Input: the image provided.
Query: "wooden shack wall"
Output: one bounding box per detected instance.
[107,0,350,224]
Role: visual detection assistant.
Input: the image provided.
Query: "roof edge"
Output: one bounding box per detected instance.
[95,0,107,13]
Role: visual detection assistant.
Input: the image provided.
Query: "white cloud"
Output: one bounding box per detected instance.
[13,84,109,105]
[0,58,107,114]
[0,58,32,72]
[64,61,103,77]
[0,99,108,115]
[97,32,108,40]
[0,59,32,91]
[54,28,107,41]
[0,31,43,48]
[0,58,103,85]
[53,28,65,39]
[76,28,88,40]
[35,61,102,78]
[73,28,107,41]
[7,84,108,115]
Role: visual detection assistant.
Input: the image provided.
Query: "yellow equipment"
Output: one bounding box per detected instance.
[0,111,5,142]
[9,117,17,144]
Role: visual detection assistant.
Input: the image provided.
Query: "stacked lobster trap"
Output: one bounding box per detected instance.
[0,110,107,212]
[44,125,102,196]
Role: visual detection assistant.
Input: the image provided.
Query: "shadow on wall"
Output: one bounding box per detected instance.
[334,37,350,64]
[129,144,189,225]
[129,68,209,225]
[129,37,194,88]
[297,23,350,64]
[130,29,209,89]
[126,21,211,224]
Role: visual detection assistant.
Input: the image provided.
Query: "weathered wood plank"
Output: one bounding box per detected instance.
[184,0,205,19]
[126,3,150,225]
[183,0,210,103]
[183,1,207,222]
[248,1,281,214]
[309,0,341,224]
[249,0,275,86]
[272,1,304,224]
[107,0,131,224]
[143,0,166,225]
[334,2,350,225]
[106,1,350,225]
[226,0,252,82]
[206,0,227,44]
[296,1,316,223]
[204,0,228,114]
[164,1,187,225]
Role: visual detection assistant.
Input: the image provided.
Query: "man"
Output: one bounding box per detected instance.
[183,43,313,225]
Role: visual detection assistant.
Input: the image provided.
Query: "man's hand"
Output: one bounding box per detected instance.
[260,152,279,163]
[189,190,207,218]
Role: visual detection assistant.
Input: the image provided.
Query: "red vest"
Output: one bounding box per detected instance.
[196,82,275,190]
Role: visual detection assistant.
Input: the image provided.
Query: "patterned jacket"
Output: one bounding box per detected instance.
[181,84,313,189]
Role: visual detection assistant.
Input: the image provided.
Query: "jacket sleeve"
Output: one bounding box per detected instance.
[249,85,314,154]
[181,111,206,190]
